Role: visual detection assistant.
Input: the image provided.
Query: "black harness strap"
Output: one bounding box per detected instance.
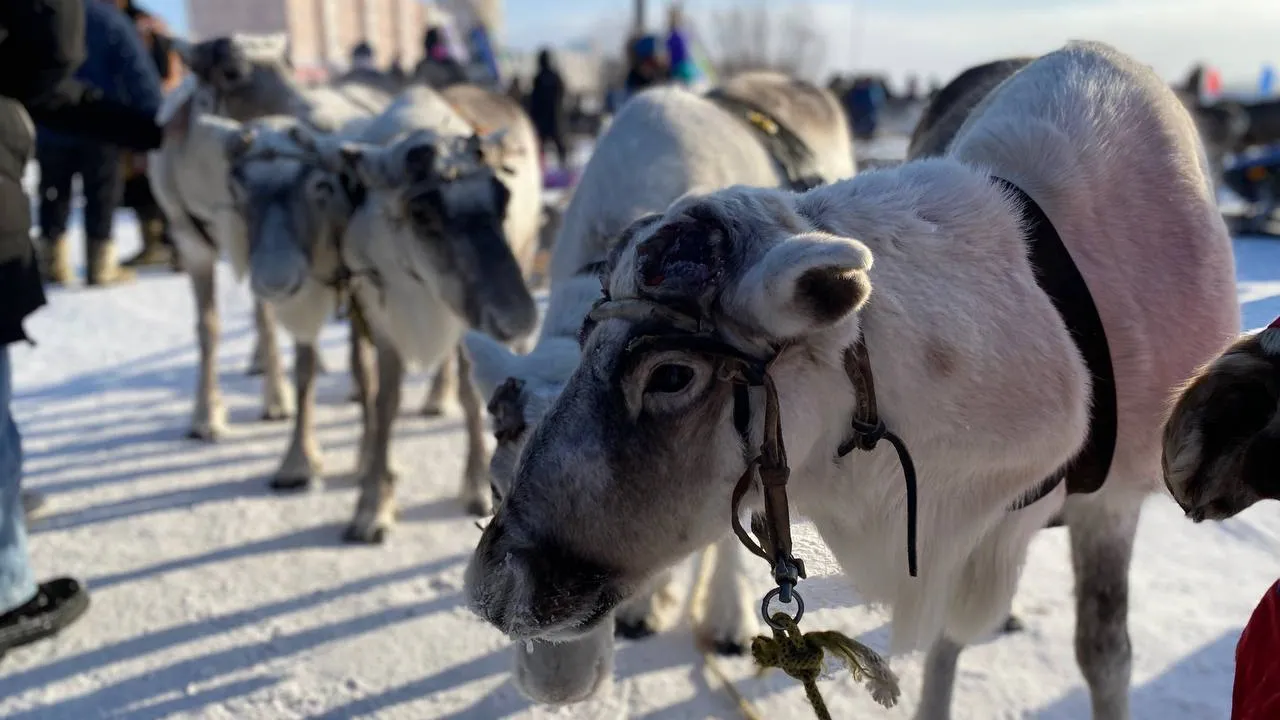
[705,89,827,193]
[995,178,1118,511]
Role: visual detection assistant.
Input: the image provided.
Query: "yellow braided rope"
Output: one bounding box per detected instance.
[701,612,901,720]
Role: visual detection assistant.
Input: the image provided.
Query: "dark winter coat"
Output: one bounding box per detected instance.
[40,0,163,146]
[0,0,165,346]
[528,52,566,138]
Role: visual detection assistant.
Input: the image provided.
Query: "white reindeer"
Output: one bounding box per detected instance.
[151,34,394,441]
[464,72,854,703]
[291,84,542,540]
[464,42,1241,719]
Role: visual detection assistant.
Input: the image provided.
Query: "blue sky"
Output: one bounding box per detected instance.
[137,0,1277,87]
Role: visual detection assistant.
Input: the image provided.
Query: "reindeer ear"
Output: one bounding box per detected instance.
[632,210,727,308]
[730,233,873,338]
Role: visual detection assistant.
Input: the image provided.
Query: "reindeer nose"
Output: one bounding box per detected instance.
[250,264,305,301]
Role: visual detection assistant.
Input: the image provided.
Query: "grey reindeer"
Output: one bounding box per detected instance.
[465,42,1240,719]
[150,34,398,443]
[463,72,855,704]
[288,83,543,540]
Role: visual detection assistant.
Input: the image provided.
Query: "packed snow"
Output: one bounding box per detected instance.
[1,152,1279,719]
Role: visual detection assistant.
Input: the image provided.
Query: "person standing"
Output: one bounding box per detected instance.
[529,48,568,169]
[35,0,162,287]
[0,0,163,659]
[665,5,696,86]
[414,26,468,89]
[624,34,666,97]
[116,0,182,271]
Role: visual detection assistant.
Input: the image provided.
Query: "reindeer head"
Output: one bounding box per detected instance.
[174,34,294,121]
[295,127,537,343]
[194,118,353,311]
[1163,326,1280,521]
[464,186,873,640]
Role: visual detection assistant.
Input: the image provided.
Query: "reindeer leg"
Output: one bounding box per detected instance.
[421,352,457,417]
[345,298,373,404]
[915,636,965,720]
[917,487,1061,720]
[187,263,226,441]
[1067,489,1142,720]
[255,299,293,421]
[270,341,322,491]
[614,568,681,640]
[350,302,379,474]
[246,333,265,376]
[346,336,402,544]
[456,346,491,517]
[692,534,756,655]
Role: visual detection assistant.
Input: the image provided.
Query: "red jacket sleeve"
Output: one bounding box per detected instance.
[1233,580,1280,720]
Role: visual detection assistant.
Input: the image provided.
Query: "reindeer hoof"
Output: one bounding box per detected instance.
[346,388,362,404]
[245,364,264,377]
[186,426,220,442]
[463,497,492,518]
[269,475,315,492]
[261,406,291,422]
[1000,614,1026,634]
[343,522,388,544]
[615,617,658,640]
[711,639,748,656]
[421,403,446,418]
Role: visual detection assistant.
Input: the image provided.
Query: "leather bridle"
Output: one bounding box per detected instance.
[584,294,919,629]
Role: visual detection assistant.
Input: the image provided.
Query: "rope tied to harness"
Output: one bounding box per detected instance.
[751,612,900,719]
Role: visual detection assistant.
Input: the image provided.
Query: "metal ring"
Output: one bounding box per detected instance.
[761,587,805,630]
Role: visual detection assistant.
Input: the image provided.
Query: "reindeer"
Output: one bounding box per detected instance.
[150,34,395,441]
[464,42,1240,719]
[1164,321,1280,521]
[288,84,542,539]
[463,72,854,704]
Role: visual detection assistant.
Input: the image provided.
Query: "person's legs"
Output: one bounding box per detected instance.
[35,140,76,285]
[0,347,36,615]
[552,131,569,169]
[0,346,90,657]
[80,143,132,287]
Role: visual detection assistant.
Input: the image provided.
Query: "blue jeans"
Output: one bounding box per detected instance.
[0,346,36,614]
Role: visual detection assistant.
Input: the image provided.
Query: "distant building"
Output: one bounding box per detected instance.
[186,0,441,82]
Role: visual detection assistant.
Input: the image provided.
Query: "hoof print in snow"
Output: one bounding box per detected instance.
[615,617,658,640]
[269,476,315,492]
[1000,614,1026,635]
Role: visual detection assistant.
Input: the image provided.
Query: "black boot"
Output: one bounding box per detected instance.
[0,578,90,659]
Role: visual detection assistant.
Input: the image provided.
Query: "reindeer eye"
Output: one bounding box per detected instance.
[645,364,695,394]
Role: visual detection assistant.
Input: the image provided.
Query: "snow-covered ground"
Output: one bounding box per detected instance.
[2,155,1279,719]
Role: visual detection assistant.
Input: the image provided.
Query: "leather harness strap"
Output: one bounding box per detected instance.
[995,178,1118,508]
[704,89,828,193]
